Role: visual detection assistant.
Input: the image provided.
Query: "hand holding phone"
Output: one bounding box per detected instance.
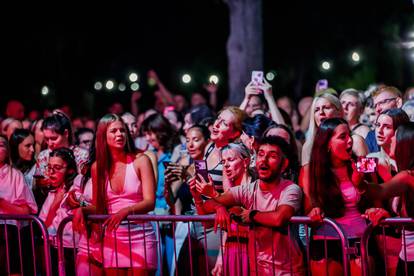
[356,157,378,173]
[194,160,209,182]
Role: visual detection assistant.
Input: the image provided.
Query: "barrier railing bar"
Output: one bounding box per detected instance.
[0,214,52,276]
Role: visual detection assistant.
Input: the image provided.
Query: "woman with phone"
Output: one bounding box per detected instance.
[363,109,410,275]
[300,92,368,212]
[34,111,89,206]
[367,108,409,182]
[305,118,368,275]
[164,125,210,275]
[37,147,78,275]
[362,122,414,274]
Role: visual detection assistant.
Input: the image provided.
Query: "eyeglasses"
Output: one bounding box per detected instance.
[47,165,67,172]
[374,97,397,109]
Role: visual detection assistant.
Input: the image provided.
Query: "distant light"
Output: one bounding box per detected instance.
[94,81,103,90]
[266,72,276,81]
[105,80,115,90]
[118,83,126,91]
[130,83,140,91]
[352,52,360,63]
[128,72,138,82]
[41,86,49,96]
[182,74,191,84]
[402,41,414,49]
[209,75,219,84]
[408,32,414,39]
[411,52,414,61]
[148,78,157,87]
[321,61,331,71]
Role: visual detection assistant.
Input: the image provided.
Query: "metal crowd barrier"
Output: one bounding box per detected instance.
[56,215,353,276]
[0,214,52,276]
[361,218,414,276]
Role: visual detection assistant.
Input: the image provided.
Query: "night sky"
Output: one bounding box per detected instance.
[2,0,413,118]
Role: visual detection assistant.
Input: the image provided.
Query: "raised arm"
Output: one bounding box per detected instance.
[260,79,285,125]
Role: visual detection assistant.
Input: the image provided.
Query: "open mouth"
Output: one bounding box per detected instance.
[258,164,269,173]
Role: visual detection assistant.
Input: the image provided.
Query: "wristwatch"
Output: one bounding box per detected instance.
[249,210,259,223]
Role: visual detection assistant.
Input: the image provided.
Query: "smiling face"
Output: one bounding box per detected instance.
[144,131,160,150]
[328,124,353,163]
[256,144,286,183]
[106,120,127,150]
[314,98,340,127]
[375,114,395,147]
[222,148,248,183]
[186,128,207,160]
[46,156,68,188]
[18,134,35,161]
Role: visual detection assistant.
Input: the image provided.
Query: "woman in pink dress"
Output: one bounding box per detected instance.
[86,114,157,275]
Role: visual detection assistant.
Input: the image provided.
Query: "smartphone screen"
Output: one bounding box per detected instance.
[251,71,264,86]
[356,157,378,173]
[194,160,209,182]
[317,79,328,91]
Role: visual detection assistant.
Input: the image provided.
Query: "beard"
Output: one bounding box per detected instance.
[258,161,284,183]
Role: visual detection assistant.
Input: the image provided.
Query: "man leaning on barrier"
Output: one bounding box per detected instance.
[191,136,305,275]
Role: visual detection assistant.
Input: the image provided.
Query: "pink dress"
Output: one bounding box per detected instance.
[103,162,157,269]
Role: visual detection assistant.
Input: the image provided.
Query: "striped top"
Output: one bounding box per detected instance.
[204,143,224,194]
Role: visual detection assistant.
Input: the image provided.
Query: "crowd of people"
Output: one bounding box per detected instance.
[1,70,414,276]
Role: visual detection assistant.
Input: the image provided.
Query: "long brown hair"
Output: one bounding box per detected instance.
[95,114,135,214]
[309,118,350,218]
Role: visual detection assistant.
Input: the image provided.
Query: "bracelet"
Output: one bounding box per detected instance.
[249,210,259,223]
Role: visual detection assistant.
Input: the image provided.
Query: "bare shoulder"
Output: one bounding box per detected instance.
[134,152,152,167]
[354,125,370,139]
[352,133,368,156]
[141,150,157,163]
[91,161,97,172]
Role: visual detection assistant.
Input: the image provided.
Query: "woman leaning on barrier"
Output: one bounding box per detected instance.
[362,122,414,275]
[67,141,102,276]
[74,114,157,276]
[0,135,38,275]
[305,118,372,276]
[207,142,252,276]
[163,124,210,275]
[38,147,78,275]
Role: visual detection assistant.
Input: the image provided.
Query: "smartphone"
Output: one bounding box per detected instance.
[356,157,378,173]
[317,79,328,91]
[251,71,264,86]
[194,160,209,182]
[163,161,171,169]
